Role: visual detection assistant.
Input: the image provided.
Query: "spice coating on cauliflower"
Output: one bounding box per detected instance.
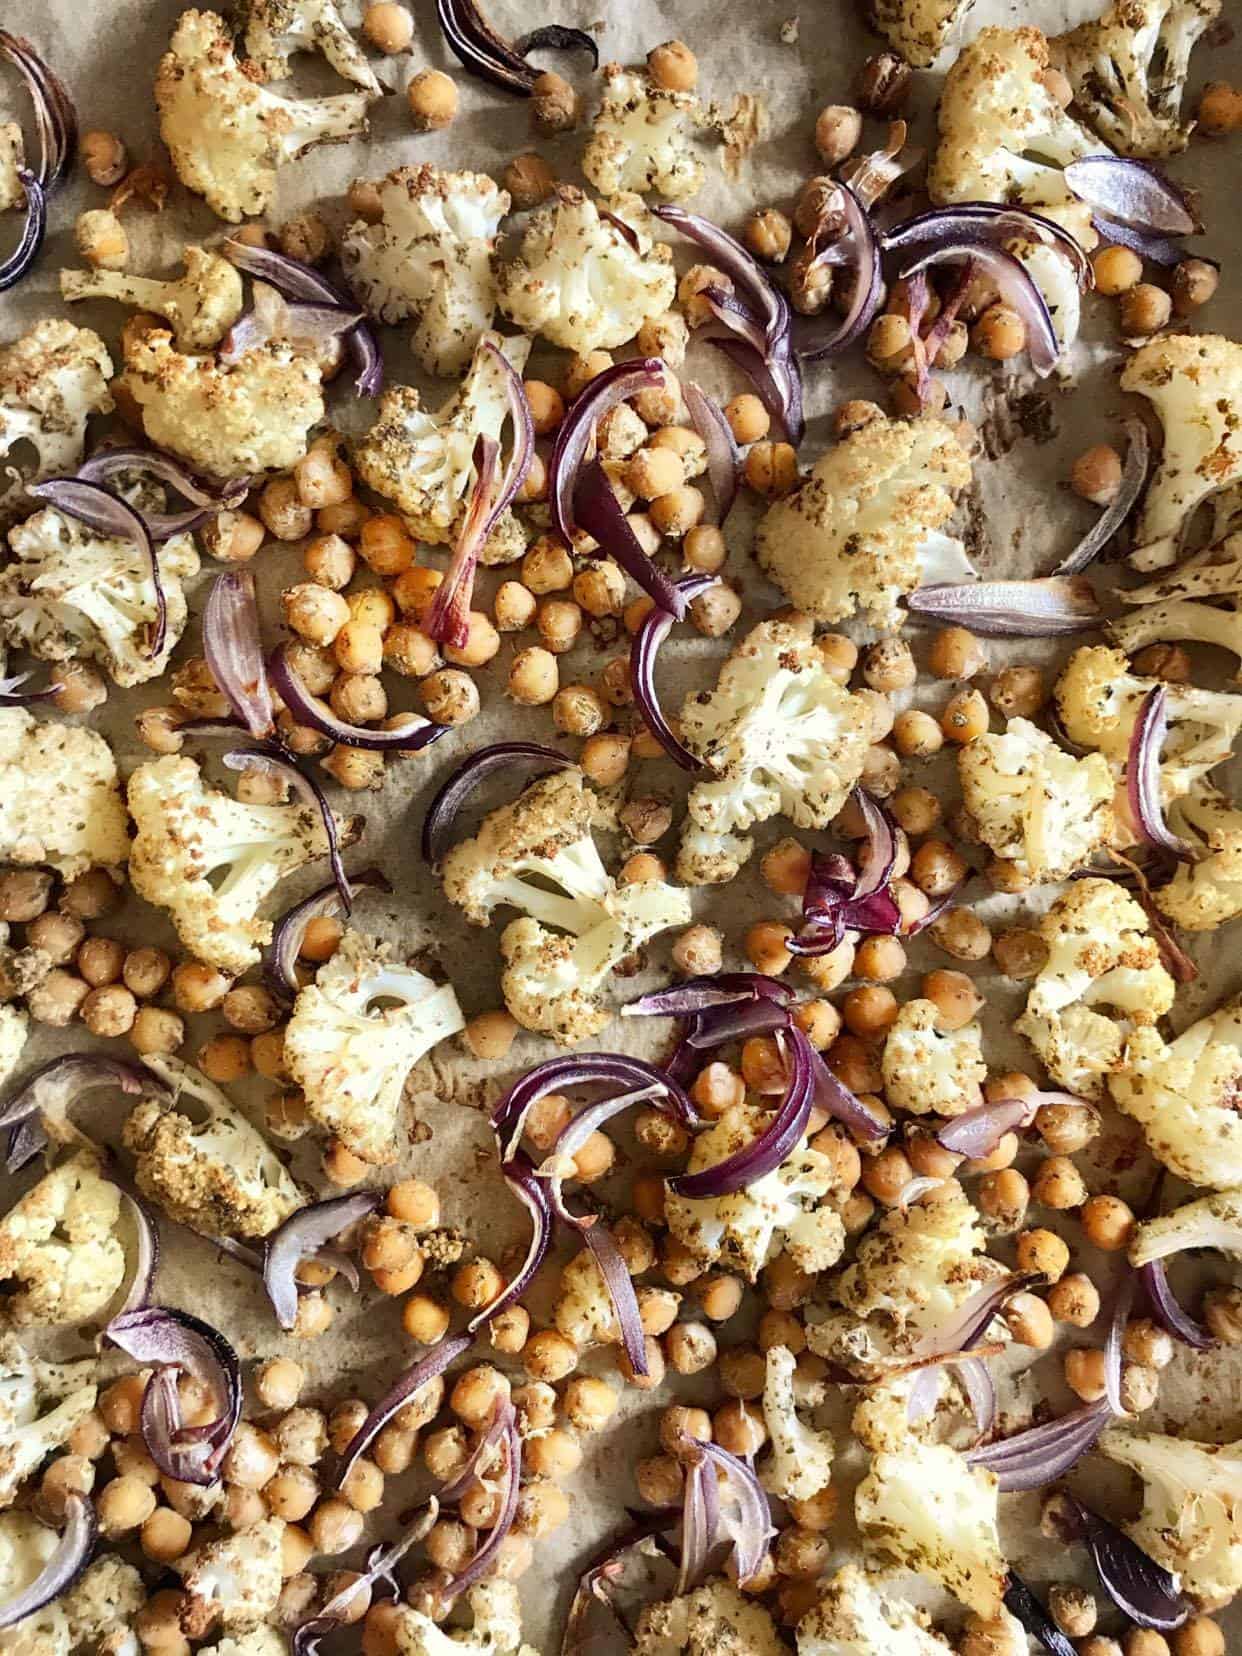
[760,1344,835,1502]
[394,1579,539,1655]
[1100,1428,1242,1604]
[0,710,130,878]
[881,999,986,1118]
[1,502,200,687]
[61,1557,145,1647]
[177,1515,285,1637]
[856,1442,1006,1619]
[866,0,974,66]
[755,416,973,629]
[353,331,530,555]
[128,755,362,975]
[0,1153,125,1328]
[553,1242,622,1347]
[582,64,706,199]
[632,1580,787,1656]
[200,1633,289,1656]
[0,320,113,521]
[120,330,325,481]
[1155,786,1242,930]
[497,187,676,354]
[0,1337,97,1508]
[1128,1187,1242,1267]
[958,717,1115,882]
[342,165,510,377]
[155,10,370,221]
[676,617,871,886]
[1110,1001,1242,1188]
[797,1563,953,1655]
[1110,593,1242,679]
[237,0,383,94]
[60,246,245,353]
[1015,878,1175,1099]
[1052,0,1221,158]
[285,929,465,1164]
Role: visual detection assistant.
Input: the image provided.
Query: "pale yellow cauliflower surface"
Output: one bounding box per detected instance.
[0,710,129,879]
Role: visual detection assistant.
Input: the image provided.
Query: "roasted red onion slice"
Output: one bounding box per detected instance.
[653,205,788,342]
[492,1054,696,1162]
[77,445,249,538]
[1005,1573,1078,1656]
[907,577,1101,635]
[549,358,668,549]
[1091,212,1187,267]
[809,1046,890,1142]
[668,1027,815,1198]
[220,744,356,912]
[0,32,76,190]
[1140,1259,1213,1350]
[0,168,46,293]
[106,1307,242,1485]
[0,1052,151,1137]
[799,181,884,361]
[516,24,599,62]
[422,742,573,865]
[467,1154,553,1333]
[6,1115,46,1172]
[1104,1273,1136,1418]
[684,997,791,1047]
[690,1438,773,1587]
[568,1210,650,1378]
[264,1191,380,1331]
[936,1096,1039,1159]
[0,667,61,706]
[682,381,739,524]
[436,0,592,92]
[967,1397,1113,1491]
[676,1451,718,1594]
[116,1187,160,1317]
[294,1498,440,1655]
[222,238,382,397]
[843,121,922,210]
[443,1405,522,1601]
[630,573,717,767]
[1071,1499,1190,1631]
[28,476,166,655]
[1128,687,1194,860]
[0,1491,94,1630]
[221,281,362,371]
[624,973,794,1019]
[954,1356,997,1438]
[574,456,688,618]
[853,789,897,898]
[1064,157,1196,236]
[337,1334,473,1489]
[900,241,1061,374]
[562,1514,679,1654]
[263,868,391,1001]
[203,570,273,740]
[708,332,805,446]
[912,1273,1034,1361]
[1056,418,1149,575]
[884,203,1093,289]
[269,644,447,751]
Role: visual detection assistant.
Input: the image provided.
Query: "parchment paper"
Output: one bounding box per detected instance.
[4,0,1242,1648]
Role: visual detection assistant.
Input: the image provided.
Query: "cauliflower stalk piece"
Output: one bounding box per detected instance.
[342,165,510,377]
[881,999,986,1118]
[1052,0,1221,158]
[665,1102,846,1281]
[1100,1428,1242,1603]
[755,415,974,629]
[128,754,362,975]
[1,502,200,687]
[675,617,871,886]
[554,1243,623,1347]
[353,330,530,557]
[123,1056,304,1239]
[1155,786,1242,931]
[632,1581,787,1656]
[119,330,325,481]
[177,1515,285,1638]
[285,929,465,1165]
[0,1153,125,1328]
[1111,592,1242,679]
[1015,878,1175,1099]
[0,1336,97,1508]
[0,1511,70,1656]
[1122,334,1242,571]
[582,64,706,199]
[155,10,371,221]
[497,187,676,354]
[237,0,383,94]
[797,1564,953,1655]
[856,1442,1006,1619]
[0,709,129,878]
[958,717,1115,882]
[441,767,690,1044]
[0,320,113,519]
[1128,1187,1242,1267]
[394,1580,539,1655]
[761,1344,834,1502]
[1110,1000,1242,1188]
[59,247,244,352]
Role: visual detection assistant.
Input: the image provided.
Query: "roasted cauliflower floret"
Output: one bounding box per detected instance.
[60,247,244,351]
[676,617,871,886]
[1052,0,1221,157]
[582,64,706,199]
[0,1153,125,1328]
[0,1337,97,1508]
[119,330,325,481]
[0,1510,71,1656]
[342,165,509,377]
[1015,878,1175,1098]
[0,124,23,216]
[1110,592,1242,679]
[123,1056,304,1239]
[0,320,113,520]
[1128,1187,1242,1268]
[177,1515,285,1638]
[353,330,529,557]
[1155,786,1242,931]
[1122,334,1242,571]
[798,1564,953,1655]
[128,754,361,975]
[394,1579,539,1655]
[1110,1000,1242,1188]
[155,10,370,221]
[62,1557,145,1647]
[285,929,464,1164]
[881,999,986,1118]
[755,416,974,629]
[867,0,974,66]
[553,1242,622,1348]
[0,1006,26,1093]
[665,1102,845,1281]
[958,717,1115,882]
[200,1633,289,1656]
[237,0,383,94]
[632,1581,786,1656]
[1,502,200,687]
[760,1344,834,1502]
[1100,1428,1242,1604]
[497,187,676,354]
[856,1443,1006,1620]
[0,710,129,878]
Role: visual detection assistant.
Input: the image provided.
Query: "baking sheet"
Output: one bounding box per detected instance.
[3,0,1242,1647]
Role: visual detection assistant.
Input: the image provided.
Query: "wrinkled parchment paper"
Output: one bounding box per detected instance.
[4,0,1242,1647]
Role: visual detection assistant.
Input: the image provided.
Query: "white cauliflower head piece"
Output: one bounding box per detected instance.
[237,0,383,94]
[60,1556,145,1648]
[797,1563,953,1655]
[881,999,986,1118]
[0,124,23,216]
[1015,878,1176,1098]
[59,246,245,353]
[755,415,974,629]
[285,929,465,1164]
[177,1515,285,1638]
[342,165,510,377]
[1110,1001,1242,1188]
[676,616,871,886]
[0,320,113,520]
[0,710,129,878]
[155,9,370,221]
[958,717,1115,882]
[632,1580,787,1656]
[497,187,676,354]
[1155,786,1242,931]
[760,1344,834,1502]
[0,1153,125,1328]
[394,1580,538,1655]
[1100,1428,1242,1603]
[0,1510,71,1656]
[0,1336,97,1508]
[127,754,362,975]
[582,64,706,199]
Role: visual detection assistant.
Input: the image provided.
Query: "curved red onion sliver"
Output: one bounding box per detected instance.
[491,1054,696,1161]
[1104,1273,1137,1419]
[1056,417,1149,575]
[0,169,46,293]
[967,1396,1113,1490]
[263,868,392,1001]
[263,1191,381,1331]
[1127,686,1194,860]
[798,181,884,362]
[336,1334,473,1490]
[1064,156,1196,236]
[442,1410,522,1601]
[681,381,739,524]
[0,1492,94,1631]
[548,358,667,549]
[630,573,717,768]
[907,577,1101,635]
[466,1154,553,1333]
[936,1096,1039,1159]
[900,240,1061,375]
[269,645,448,751]
[574,457,688,617]
[1139,1258,1214,1350]
[421,742,573,866]
[203,570,274,740]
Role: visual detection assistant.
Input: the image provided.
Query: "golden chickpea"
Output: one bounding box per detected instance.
[1046,1271,1100,1328]
[1071,443,1124,506]
[1047,1584,1097,1640]
[1082,1193,1135,1251]
[1090,242,1143,294]
[1173,1618,1226,1656]
[743,441,799,498]
[928,626,987,681]
[861,1145,915,1207]
[408,68,458,130]
[503,150,556,209]
[977,1167,1030,1230]
[531,70,578,133]
[745,919,793,977]
[419,669,478,726]
[941,686,989,743]
[892,708,944,760]
[1203,1284,1242,1344]
[311,1497,365,1555]
[1016,1227,1070,1282]
[635,1454,683,1505]
[679,523,724,575]
[361,0,414,50]
[1032,1155,1088,1210]
[98,1474,157,1536]
[1170,257,1219,316]
[689,582,742,637]
[813,101,862,164]
[648,38,698,91]
[862,636,916,693]
[909,840,967,900]
[81,128,128,186]
[691,1061,746,1118]
[972,303,1027,360]
[713,1397,766,1456]
[537,597,583,654]
[616,1334,665,1390]
[960,1615,1030,1656]
[724,392,770,447]
[671,923,723,978]
[745,207,793,264]
[1065,1346,1108,1402]
[1120,283,1173,336]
